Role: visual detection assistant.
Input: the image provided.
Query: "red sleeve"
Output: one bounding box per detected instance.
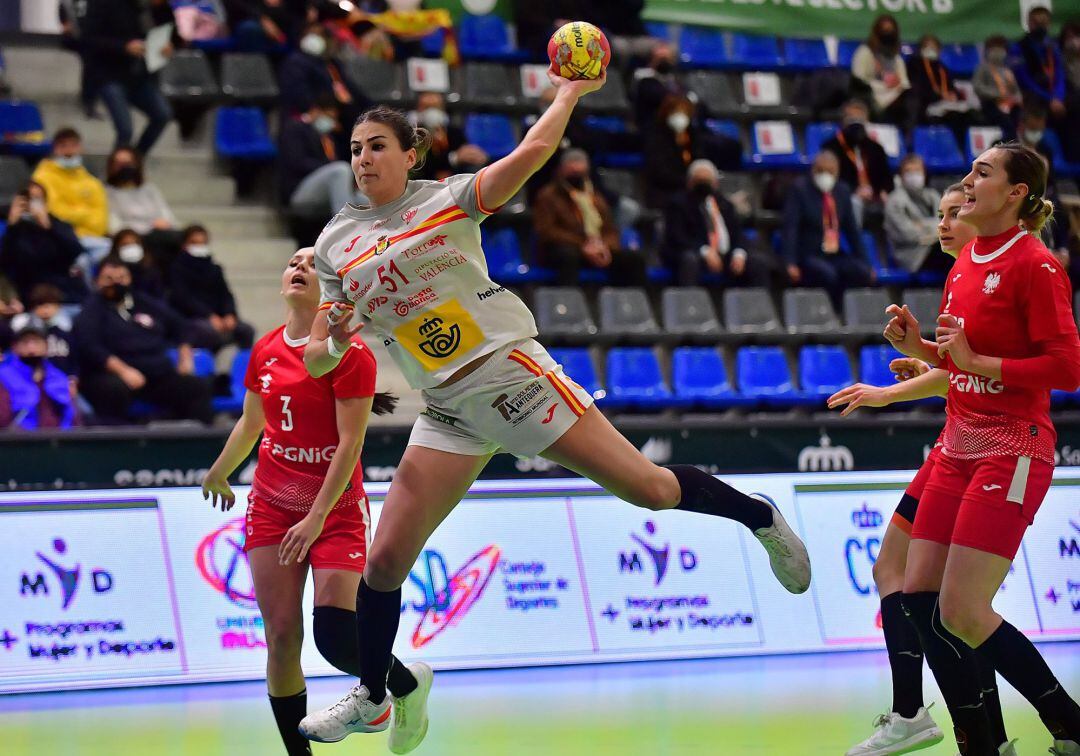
[330,339,377,399]
[243,339,263,393]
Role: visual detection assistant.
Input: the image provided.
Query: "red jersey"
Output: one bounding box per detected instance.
[939,227,1079,463]
[244,325,377,511]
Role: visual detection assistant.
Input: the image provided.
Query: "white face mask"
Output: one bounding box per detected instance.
[118,244,145,264]
[1024,129,1044,145]
[921,47,939,61]
[186,244,211,258]
[313,114,336,134]
[667,112,691,133]
[419,107,449,130]
[813,171,837,194]
[902,171,926,191]
[300,33,327,57]
[55,155,83,170]
[28,198,45,214]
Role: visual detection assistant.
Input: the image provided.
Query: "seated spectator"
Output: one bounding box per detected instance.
[533,149,647,287]
[632,42,686,130]
[1,181,89,304]
[850,14,915,132]
[110,228,166,300]
[1017,104,1052,158]
[662,159,775,288]
[80,0,175,155]
[279,21,369,124]
[411,92,488,181]
[11,284,76,375]
[1013,6,1066,121]
[279,95,365,219]
[643,94,742,209]
[105,145,184,266]
[782,151,873,309]
[31,128,109,242]
[823,100,892,229]
[884,154,944,273]
[973,35,1023,137]
[909,34,973,140]
[169,226,255,351]
[0,316,80,430]
[223,0,309,50]
[73,258,212,425]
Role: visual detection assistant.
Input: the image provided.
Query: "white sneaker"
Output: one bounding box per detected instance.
[846,706,945,756]
[999,739,1019,755]
[1050,740,1080,755]
[388,662,434,754]
[298,684,391,743]
[750,493,811,594]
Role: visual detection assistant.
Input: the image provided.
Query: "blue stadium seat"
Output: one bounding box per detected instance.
[836,39,862,68]
[736,346,806,407]
[458,14,521,62]
[605,348,672,409]
[1041,129,1080,178]
[465,113,516,159]
[584,115,643,167]
[0,101,51,157]
[859,345,903,386]
[913,126,966,174]
[799,345,853,401]
[644,22,671,41]
[859,231,912,286]
[730,34,783,70]
[805,122,838,157]
[672,347,751,409]
[679,26,729,68]
[214,348,251,414]
[782,38,831,71]
[215,107,276,159]
[706,118,743,143]
[481,227,552,284]
[167,347,215,377]
[940,43,979,77]
[547,348,603,399]
[749,121,803,168]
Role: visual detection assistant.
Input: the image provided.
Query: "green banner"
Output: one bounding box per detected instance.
[642,0,1048,45]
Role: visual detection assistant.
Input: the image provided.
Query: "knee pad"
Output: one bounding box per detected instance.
[313,605,360,677]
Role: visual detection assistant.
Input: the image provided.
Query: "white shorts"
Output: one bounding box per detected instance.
[407,339,594,458]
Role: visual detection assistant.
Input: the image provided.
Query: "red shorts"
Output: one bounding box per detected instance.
[891,448,942,534]
[243,493,370,572]
[910,453,1053,559]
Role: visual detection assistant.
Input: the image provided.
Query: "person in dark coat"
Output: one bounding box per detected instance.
[169,226,254,351]
[279,96,363,218]
[822,99,893,229]
[278,21,369,124]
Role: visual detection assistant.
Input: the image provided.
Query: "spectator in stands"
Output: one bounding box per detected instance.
[884,154,944,273]
[973,35,1022,137]
[662,159,775,288]
[31,129,109,242]
[80,0,175,155]
[11,284,76,376]
[73,258,212,425]
[533,149,647,287]
[632,42,685,130]
[169,226,255,351]
[1017,104,1053,158]
[411,92,488,181]
[1013,6,1066,121]
[1,181,89,305]
[851,14,915,133]
[110,229,166,300]
[823,100,892,229]
[782,151,872,309]
[643,94,742,209]
[279,21,369,124]
[0,316,79,430]
[512,0,576,57]
[223,0,310,50]
[279,95,365,219]
[105,146,184,266]
[909,34,973,141]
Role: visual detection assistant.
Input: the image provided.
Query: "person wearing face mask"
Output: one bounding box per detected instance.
[105,146,178,235]
[11,284,77,376]
[1014,7,1067,121]
[280,22,370,124]
[909,33,974,143]
[169,226,255,352]
[534,149,647,287]
[73,258,213,425]
[410,92,488,181]
[782,151,873,310]
[1,181,88,305]
[885,154,945,273]
[973,35,1023,137]
[0,318,80,430]
[108,228,166,300]
[851,14,915,132]
[31,128,109,241]
[823,100,893,229]
[1017,105,1053,158]
[632,42,686,130]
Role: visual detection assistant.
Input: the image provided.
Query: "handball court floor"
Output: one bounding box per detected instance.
[4,645,1078,756]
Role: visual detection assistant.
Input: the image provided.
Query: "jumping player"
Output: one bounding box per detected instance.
[201,248,423,756]
[297,71,811,746]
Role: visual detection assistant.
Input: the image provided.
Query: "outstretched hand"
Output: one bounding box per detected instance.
[827,383,891,416]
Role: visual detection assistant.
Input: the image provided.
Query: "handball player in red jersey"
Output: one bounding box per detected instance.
[201,248,425,756]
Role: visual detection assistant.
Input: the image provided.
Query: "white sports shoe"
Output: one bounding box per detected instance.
[750,493,812,594]
[388,662,434,754]
[1050,739,1080,755]
[998,739,1019,755]
[298,684,391,743]
[846,706,944,756]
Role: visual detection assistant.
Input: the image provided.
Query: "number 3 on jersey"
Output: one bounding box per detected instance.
[280,395,294,431]
[377,260,409,294]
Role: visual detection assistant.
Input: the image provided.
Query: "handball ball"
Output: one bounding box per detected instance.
[548,21,611,81]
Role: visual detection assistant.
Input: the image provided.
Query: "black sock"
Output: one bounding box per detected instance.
[313,605,417,698]
[356,578,402,704]
[268,690,311,756]
[880,591,924,719]
[975,654,1008,747]
[901,592,997,755]
[388,655,418,698]
[666,465,773,531]
[978,620,1080,742]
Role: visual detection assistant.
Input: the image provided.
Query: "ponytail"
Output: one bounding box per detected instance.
[371,392,398,416]
[1020,196,1055,235]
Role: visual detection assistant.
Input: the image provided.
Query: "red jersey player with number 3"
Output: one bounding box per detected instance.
[885,142,1080,756]
[202,248,423,756]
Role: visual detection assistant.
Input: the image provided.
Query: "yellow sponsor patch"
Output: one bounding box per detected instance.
[391,299,483,370]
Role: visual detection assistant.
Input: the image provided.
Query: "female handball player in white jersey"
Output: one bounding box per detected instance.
[202,248,421,756]
[296,71,811,747]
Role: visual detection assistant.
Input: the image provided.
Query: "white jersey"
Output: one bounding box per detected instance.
[315,171,538,389]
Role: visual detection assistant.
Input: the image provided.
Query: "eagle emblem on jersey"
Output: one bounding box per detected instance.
[375,235,389,255]
[417,315,461,359]
[982,272,1001,295]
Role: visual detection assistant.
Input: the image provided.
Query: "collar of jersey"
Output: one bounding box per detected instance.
[970,226,1027,264]
[282,329,310,348]
[341,181,422,221]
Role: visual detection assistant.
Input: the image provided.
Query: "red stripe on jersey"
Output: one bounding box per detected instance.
[335,206,467,277]
[508,350,543,376]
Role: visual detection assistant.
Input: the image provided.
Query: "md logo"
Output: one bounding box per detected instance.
[619,521,697,586]
[20,538,114,610]
[404,546,501,649]
[1060,517,1080,558]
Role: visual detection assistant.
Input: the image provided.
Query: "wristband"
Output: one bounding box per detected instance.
[327,337,346,359]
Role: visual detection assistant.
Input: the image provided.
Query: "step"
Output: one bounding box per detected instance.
[158,174,236,206]
[181,204,285,239]
[203,236,298,269]
[4,47,82,100]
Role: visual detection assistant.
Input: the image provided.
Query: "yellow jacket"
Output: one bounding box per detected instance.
[32,159,109,238]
